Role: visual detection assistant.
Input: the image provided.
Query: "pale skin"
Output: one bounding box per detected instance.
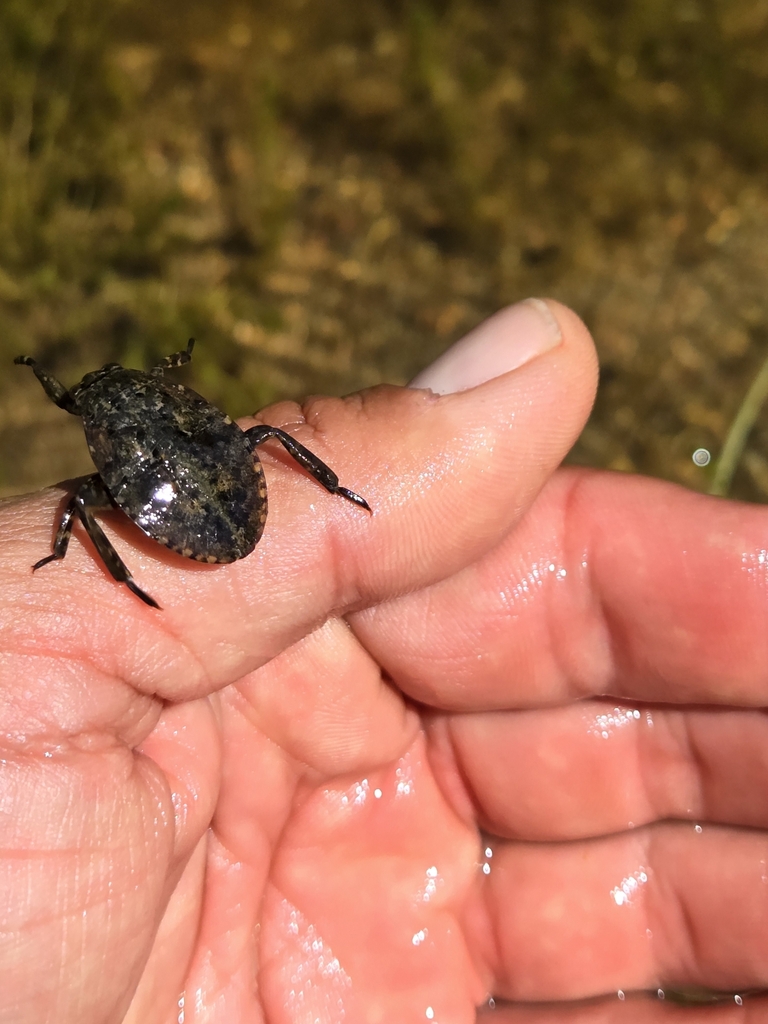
[1,299,766,1023]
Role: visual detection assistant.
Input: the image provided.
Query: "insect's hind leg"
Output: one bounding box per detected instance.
[243,424,371,512]
[34,475,160,609]
[151,337,195,375]
[14,356,78,413]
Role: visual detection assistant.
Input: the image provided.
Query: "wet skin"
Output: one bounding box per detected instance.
[3,301,767,1023]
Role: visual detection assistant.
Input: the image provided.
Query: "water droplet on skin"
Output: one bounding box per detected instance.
[657,989,665,1000]
[694,824,703,833]
[395,762,415,796]
[589,705,643,739]
[482,862,491,875]
[484,847,493,859]
[277,902,352,1017]
[617,990,625,1001]
[735,995,743,1006]
[610,867,648,906]
[374,788,382,799]
[426,1008,435,1020]
[420,865,441,902]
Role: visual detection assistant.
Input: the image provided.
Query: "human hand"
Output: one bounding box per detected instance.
[1,299,765,1023]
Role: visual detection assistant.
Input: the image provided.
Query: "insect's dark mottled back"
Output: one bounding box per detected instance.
[14,339,370,607]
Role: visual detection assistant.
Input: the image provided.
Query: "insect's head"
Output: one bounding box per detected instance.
[71,363,123,401]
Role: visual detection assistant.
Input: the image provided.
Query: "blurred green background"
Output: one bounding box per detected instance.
[3,0,768,498]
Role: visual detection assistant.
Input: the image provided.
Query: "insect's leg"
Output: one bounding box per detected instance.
[34,475,160,608]
[75,477,160,608]
[31,493,80,571]
[14,356,78,413]
[243,425,371,512]
[32,474,110,571]
[151,337,195,375]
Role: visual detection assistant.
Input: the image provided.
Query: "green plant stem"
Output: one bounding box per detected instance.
[711,351,768,496]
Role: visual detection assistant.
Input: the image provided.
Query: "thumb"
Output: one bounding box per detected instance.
[375,297,598,593]
[410,297,569,395]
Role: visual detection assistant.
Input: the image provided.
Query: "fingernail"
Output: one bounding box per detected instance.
[409,298,563,395]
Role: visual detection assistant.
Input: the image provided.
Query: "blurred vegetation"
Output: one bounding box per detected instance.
[4,0,768,497]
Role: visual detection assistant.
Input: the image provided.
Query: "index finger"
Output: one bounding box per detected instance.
[351,467,768,709]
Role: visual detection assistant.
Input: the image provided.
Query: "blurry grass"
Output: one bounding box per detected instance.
[5,1,768,493]
[0,0,290,403]
[711,351,768,495]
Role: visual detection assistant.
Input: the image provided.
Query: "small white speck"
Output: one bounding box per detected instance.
[657,989,665,1000]
[646,928,653,939]
[482,862,491,875]
[484,847,493,858]
[617,990,625,1001]
[694,824,703,833]
[487,997,496,1009]
[548,562,556,572]
[374,788,382,799]
[426,866,437,877]
[426,1008,434,1020]
[412,929,428,946]
[735,994,743,1005]
[692,447,711,466]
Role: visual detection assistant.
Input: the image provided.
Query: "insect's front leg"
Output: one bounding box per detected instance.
[243,424,371,512]
[14,356,78,413]
[151,337,195,375]
[34,475,160,609]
